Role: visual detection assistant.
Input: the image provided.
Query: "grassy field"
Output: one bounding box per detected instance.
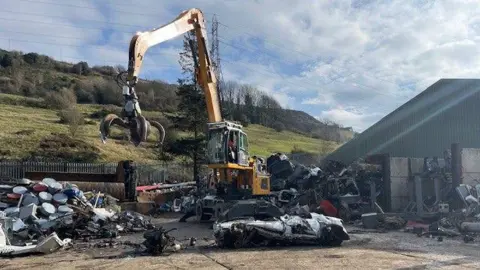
[0,94,338,163]
[243,124,338,157]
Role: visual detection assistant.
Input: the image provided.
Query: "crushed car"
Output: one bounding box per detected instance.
[213,210,349,249]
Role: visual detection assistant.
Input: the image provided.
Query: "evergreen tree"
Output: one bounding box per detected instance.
[175,30,208,181]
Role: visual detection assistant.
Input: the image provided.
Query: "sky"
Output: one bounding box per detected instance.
[1,0,480,132]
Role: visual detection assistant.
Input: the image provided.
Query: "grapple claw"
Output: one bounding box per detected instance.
[99,114,129,144]
[149,120,166,146]
[99,112,167,147]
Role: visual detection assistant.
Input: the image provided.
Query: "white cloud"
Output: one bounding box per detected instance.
[2,0,480,132]
[317,107,384,131]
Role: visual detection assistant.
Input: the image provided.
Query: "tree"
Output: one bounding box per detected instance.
[10,68,24,93]
[23,52,40,65]
[72,61,91,75]
[272,121,285,132]
[176,30,208,181]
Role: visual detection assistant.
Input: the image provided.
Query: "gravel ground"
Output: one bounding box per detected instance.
[2,214,480,270]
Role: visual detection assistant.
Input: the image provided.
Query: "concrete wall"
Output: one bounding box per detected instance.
[386,148,480,211]
[388,157,449,212]
[461,148,480,186]
[389,157,424,211]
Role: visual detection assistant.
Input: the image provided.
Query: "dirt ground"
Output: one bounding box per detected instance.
[2,214,480,270]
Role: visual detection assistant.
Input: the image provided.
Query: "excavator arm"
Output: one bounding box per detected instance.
[126,8,222,123]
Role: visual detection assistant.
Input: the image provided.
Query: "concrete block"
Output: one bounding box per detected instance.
[391,196,410,212]
[390,177,409,197]
[409,158,425,174]
[462,148,480,179]
[361,213,378,229]
[390,157,409,177]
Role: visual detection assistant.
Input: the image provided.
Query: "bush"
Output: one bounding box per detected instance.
[57,106,85,137]
[44,88,77,110]
[291,144,302,154]
[272,121,285,132]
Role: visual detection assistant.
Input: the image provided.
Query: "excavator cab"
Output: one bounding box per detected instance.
[206,121,249,166]
[206,121,270,198]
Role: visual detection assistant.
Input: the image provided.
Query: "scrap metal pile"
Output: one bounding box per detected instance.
[266,153,383,221]
[208,153,384,249]
[0,177,155,256]
[405,181,480,241]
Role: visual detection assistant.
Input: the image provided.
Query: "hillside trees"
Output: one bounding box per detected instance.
[0,48,354,143]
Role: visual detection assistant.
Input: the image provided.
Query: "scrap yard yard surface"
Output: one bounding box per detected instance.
[3,215,480,270]
[3,149,480,269]
[3,1,480,269]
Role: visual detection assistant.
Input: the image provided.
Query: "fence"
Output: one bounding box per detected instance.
[0,161,197,185]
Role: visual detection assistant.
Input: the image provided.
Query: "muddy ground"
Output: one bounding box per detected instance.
[2,214,480,270]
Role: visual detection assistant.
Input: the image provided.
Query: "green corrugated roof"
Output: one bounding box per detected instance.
[325,79,480,164]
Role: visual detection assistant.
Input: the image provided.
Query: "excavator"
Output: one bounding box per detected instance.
[99,8,278,221]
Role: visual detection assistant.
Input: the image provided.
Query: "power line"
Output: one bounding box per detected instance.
[215,16,434,89]
[218,31,424,90]
[3,3,431,89]
[0,10,423,101]
[0,10,142,29]
[0,31,334,95]
[0,30,410,101]
[0,30,315,86]
[16,0,216,18]
[217,21,316,60]
[1,6,350,74]
[0,14,428,93]
[0,10,209,32]
[218,38,411,99]
[15,0,180,19]
[0,8,419,89]
[219,36,354,89]
[0,37,180,57]
[62,56,178,69]
[0,29,93,41]
[0,17,133,33]
[220,58,403,101]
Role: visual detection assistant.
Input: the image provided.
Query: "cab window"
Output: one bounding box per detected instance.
[239,132,248,151]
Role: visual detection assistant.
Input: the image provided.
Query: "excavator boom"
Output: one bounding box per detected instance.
[127,8,222,123]
[107,8,275,223]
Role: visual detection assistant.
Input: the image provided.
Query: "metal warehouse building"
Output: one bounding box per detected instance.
[325,79,480,165]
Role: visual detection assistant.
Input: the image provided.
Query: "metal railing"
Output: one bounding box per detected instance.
[0,161,198,185]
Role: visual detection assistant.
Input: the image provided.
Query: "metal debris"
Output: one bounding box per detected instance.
[142,227,177,255]
[0,177,154,256]
[213,212,350,249]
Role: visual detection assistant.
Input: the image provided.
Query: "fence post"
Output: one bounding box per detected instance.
[20,161,25,179]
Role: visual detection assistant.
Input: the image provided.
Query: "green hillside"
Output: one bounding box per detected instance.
[0,94,338,163]
[0,48,346,164]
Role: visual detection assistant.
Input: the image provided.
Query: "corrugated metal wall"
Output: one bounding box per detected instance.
[326,79,480,164]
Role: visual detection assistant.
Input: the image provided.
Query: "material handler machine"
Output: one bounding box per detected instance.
[99,8,279,221]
